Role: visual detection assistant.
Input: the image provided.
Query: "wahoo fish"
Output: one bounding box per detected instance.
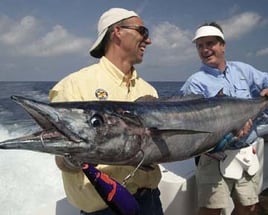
[0,95,267,165]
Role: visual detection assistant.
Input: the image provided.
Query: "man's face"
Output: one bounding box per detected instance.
[118,17,151,64]
[195,36,226,70]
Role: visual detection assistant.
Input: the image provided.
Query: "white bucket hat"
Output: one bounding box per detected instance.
[90,8,139,58]
[192,25,224,43]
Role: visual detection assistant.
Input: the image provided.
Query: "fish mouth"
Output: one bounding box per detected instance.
[0,129,66,151]
[0,96,84,153]
[11,95,83,143]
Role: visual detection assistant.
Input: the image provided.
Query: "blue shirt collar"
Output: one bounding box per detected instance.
[200,62,229,76]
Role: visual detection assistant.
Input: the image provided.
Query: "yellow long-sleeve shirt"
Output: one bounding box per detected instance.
[49,57,161,212]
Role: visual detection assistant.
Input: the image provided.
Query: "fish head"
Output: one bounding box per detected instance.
[0,96,145,164]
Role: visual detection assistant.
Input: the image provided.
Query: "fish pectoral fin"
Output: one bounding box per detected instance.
[149,128,211,136]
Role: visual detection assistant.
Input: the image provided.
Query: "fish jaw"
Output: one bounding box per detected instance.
[10,95,85,142]
[0,96,93,155]
[0,130,89,155]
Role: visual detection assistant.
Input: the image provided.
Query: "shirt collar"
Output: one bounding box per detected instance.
[100,56,138,87]
[200,62,229,76]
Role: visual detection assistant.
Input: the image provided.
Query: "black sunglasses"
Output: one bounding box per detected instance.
[120,25,149,40]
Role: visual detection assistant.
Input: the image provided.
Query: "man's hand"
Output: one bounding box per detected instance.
[236,119,253,139]
[208,119,254,155]
[260,88,268,96]
[55,155,82,172]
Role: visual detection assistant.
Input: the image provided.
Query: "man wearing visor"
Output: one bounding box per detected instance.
[49,8,163,215]
[180,22,268,215]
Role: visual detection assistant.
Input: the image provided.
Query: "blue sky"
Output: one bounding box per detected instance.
[0,0,267,81]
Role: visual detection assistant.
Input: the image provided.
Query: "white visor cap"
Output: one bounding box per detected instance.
[89,8,138,58]
[192,26,224,43]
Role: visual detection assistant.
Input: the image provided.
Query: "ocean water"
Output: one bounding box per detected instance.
[0,81,184,215]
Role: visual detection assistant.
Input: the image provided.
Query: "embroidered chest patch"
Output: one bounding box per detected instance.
[95,89,108,100]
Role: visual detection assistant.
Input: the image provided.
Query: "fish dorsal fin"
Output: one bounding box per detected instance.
[163,94,204,102]
[135,94,204,102]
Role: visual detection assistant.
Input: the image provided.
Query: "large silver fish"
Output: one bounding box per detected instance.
[0,95,267,165]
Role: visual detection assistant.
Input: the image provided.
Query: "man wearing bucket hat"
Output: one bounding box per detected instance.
[180,22,268,215]
[49,8,163,215]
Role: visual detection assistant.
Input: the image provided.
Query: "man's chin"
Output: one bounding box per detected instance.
[202,57,215,65]
[203,61,217,68]
[135,58,143,64]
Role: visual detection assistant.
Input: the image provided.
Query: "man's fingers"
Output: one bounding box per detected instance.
[237,119,252,138]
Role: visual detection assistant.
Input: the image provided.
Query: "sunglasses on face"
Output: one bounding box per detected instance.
[120,25,149,40]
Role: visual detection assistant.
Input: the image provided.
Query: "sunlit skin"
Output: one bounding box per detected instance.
[195,36,226,71]
[105,16,151,76]
[118,17,151,64]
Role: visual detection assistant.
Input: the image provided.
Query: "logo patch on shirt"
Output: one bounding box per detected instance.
[95,89,108,100]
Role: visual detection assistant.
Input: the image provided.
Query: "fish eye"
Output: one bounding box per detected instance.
[89,114,104,127]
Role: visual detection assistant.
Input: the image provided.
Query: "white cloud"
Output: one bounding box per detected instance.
[0,15,91,57]
[152,22,192,49]
[0,15,12,34]
[220,12,263,40]
[146,22,195,66]
[256,47,268,56]
[19,25,91,57]
[141,11,267,79]
[145,12,265,67]
[0,16,39,45]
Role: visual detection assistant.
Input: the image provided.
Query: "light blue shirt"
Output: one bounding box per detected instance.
[180,61,268,98]
[180,61,268,146]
